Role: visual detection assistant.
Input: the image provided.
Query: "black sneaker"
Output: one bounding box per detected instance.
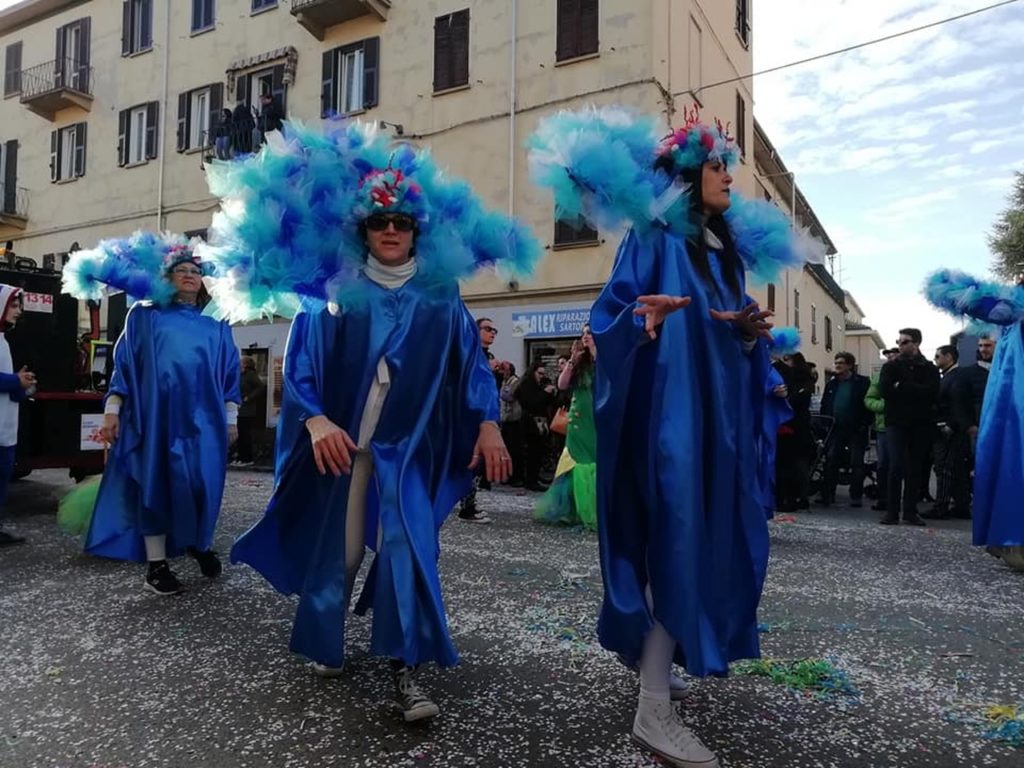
[145,561,184,596]
[0,530,26,547]
[392,665,439,722]
[850,498,863,509]
[458,510,492,524]
[878,515,899,526]
[903,514,926,527]
[188,548,222,578]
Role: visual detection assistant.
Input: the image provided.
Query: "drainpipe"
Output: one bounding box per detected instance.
[507,0,517,218]
[155,0,171,230]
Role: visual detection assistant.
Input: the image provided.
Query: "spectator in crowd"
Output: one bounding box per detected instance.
[774,352,814,512]
[516,360,556,492]
[818,351,872,507]
[0,286,35,547]
[498,361,525,487]
[232,100,255,155]
[864,347,899,512]
[457,318,500,521]
[235,356,266,467]
[878,328,940,526]
[256,93,285,145]
[924,344,972,519]
[213,108,234,161]
[960,336,996,456]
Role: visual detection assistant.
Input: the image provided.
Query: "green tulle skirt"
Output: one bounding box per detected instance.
[533,448,597,531]
[57,476,102,536]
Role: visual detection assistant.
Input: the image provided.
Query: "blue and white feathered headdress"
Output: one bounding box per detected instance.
[62,231,208,305]
[527,105,827,284]
[197,120,541,322]
[923,269,1024,327]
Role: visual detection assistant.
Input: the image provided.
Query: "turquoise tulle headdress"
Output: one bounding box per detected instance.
[924,269,1024,332]
[196,120,541,322]
[62,231,209,305]
[528,105,826,284]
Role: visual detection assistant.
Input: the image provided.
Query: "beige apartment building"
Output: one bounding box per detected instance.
[0,0,849,385]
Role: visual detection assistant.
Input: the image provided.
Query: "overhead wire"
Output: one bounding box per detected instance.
[678,0,1019,96]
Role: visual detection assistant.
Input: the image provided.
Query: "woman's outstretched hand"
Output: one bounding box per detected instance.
[634,295,692,339]
[710,303,774,340]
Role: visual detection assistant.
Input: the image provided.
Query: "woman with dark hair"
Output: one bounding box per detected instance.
[534,323,598,528]
[72,238,241,595]
[530,107,817,767]
[515,360,556,491]
[774,352,814,512]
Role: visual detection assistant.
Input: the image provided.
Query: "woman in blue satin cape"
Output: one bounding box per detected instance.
[84,253,241,595]
[590,160,788,767]
[230,205,511,723]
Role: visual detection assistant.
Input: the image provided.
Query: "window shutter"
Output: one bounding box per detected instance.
[452,10,469,88]
[556,0,578,61]
[579,0,598,56]
[141,0,153,50]
[210,82,223,130]
[117,108,128,166]
[74,122,87,177]
[145,101,159,159]
[50,130,59,182]
[3,141,17,214]
[79,17,91,71]
[121,2,130,55]
[271,64,286,115]
[362,36,380,109]
[321,49,336,117]
[4,42,21,96]
[176,91,189,152]
[55,26,66,88]
[735,92,746,156]
[433,15,452,92]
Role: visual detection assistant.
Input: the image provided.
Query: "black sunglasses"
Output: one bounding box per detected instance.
[365,213,416,232]
[481,326,498,334]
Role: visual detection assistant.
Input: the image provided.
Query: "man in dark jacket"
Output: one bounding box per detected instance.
[235,356,266,466]
[924,345,972,519]
[878,328,941,525]
[958,335,995,456]
[818,352,872,507]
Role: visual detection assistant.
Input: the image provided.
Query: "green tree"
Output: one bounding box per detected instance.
[989,171,1024,281]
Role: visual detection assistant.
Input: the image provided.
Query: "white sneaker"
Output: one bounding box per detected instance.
[312,662,345,678]
[669,671,691,701]
[632,697,719,768]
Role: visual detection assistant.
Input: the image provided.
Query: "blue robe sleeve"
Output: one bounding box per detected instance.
[282,309,326,421]
[106,307,139,404]
[221,322,241,405]
[0,372,25,400]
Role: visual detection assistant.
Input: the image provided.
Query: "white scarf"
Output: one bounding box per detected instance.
[363,254,417,289]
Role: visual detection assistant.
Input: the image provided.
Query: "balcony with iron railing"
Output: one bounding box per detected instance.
[19,58,94,120]
[0,184,30,230]
[290,0,390,40]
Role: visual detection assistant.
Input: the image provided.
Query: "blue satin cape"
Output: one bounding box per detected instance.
[973,322,1024,547]
[591,228,789,678]
[230,276,498,669]
[84,303,241,562]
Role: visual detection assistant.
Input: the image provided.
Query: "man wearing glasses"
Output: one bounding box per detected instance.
[878,328,940,525]
[455,318,501,522]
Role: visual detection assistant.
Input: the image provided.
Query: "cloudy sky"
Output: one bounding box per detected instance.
[752,0,1024,354]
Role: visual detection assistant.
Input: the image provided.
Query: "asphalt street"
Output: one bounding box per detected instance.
[1,469,1022,768]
